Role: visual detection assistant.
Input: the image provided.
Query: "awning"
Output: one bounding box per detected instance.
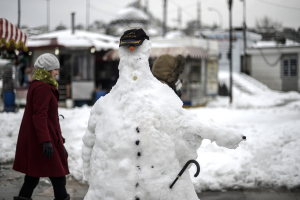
[151,46,208,58]
[0,18,28,51]
[103,46,208,61]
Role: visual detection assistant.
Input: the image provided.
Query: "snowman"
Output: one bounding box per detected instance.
[82,29,244,200]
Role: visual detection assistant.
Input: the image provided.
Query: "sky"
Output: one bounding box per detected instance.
[1,0,300,32]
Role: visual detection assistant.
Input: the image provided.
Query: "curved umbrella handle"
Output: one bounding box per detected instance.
[170,159,200,189]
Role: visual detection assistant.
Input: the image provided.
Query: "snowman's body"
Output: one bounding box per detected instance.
[82,40,243,200]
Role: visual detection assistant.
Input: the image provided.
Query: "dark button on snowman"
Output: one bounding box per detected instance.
[82,28,245,200]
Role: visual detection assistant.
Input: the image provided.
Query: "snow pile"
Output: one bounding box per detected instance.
[0,110,23,163]
[211,71,300,108]
[1,99,300,192]
[81,39,243,199]
[57,106,91,182]
[189,106,300,191]
[165,30,187,39]
[1,48,300,195]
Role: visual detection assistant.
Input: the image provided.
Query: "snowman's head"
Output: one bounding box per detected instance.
[118,29,151,59]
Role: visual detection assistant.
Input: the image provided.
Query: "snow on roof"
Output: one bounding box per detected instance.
[151,37,218,55]
[28,29,119,51]
[165,30,187,39]
[147,27,160,37]
[251,39,300,48]
[199,30,262,41]
[112,7,149,21]
[27,39,51,47]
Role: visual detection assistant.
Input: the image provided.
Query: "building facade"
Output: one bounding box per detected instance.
[200,30,262,73]
[247,40,300,92]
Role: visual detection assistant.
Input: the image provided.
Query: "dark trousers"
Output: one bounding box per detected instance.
[19,175,68,200]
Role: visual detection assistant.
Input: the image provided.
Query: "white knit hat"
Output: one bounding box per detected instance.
[34,53,60,71]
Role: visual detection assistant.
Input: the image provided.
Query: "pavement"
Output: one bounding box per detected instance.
[1,162,300,200]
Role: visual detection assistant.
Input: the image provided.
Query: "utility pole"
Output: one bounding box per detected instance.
[17,0,21,28]
[47,0,50,33]
[86,0,90,31]
[197,1,201,29]
[163,0,167,36]
[241,0,247,74]
[228,0,233,104]
[177,7,182,30]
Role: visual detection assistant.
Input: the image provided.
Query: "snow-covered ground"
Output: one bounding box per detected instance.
[1,73,300,192]
[216,72,300,108]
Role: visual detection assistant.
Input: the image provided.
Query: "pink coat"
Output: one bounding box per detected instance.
[13,81,69,177]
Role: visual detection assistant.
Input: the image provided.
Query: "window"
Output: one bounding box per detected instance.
[72,53,94,81]
[290,59,297,77]
[227,52,231,60]
[282,55,298,77]
[283,59,289,76]
[189,64,201,83]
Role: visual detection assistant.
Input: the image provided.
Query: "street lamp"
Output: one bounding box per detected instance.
[162,0,167,36]
[47,0,50,33]
[208,7,223,28]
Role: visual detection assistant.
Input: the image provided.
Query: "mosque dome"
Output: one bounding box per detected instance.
[112,7,149,22]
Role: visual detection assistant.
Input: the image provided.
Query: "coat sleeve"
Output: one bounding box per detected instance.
[32,83,52,144]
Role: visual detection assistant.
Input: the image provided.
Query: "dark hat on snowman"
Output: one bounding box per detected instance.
[119,28,149,47]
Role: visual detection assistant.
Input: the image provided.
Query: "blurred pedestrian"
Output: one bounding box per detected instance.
[13,53,70,200]
[151,54,186,98]
[17,57,26,86]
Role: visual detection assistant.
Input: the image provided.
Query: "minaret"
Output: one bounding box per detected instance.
[144,0,148,14]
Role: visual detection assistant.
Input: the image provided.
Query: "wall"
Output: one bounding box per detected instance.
[218,39,240,72]
[206,58,218,96]
[201,30,262,73]
[250,53,282,90]
[32,49,56,65]
[248,47,300,92]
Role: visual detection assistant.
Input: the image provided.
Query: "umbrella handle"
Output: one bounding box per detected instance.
[170,160,200,189]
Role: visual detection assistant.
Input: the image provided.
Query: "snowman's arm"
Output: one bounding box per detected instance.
[187,118,244,149]
[81,112,97,181]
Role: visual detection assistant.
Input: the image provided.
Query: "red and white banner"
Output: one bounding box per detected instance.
[0,18,28,51]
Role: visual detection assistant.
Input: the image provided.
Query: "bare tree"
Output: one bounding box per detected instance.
[256,16,282,30]
[255,16,282,41]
